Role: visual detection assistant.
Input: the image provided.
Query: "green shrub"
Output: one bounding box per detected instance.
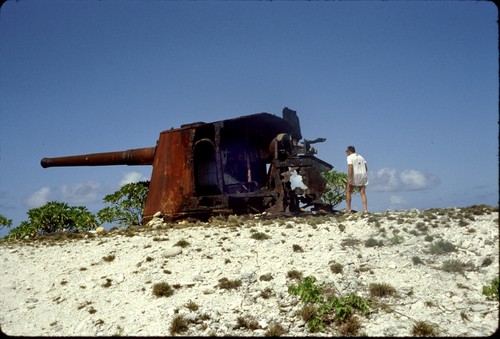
[288,276,323,303]
[288,275,370,333]
[0,214,12,228]
[97,181,149,227]
[321,170,359,208]
[482,277,499,300]
[6,201,97,239]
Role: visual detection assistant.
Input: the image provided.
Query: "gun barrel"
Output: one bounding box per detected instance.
[41,147,156,168]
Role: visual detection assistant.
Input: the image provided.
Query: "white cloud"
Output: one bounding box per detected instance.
[60,181,100,204]
[399,170,435,191]
[390,195,405,206]
[119,171,148,186]
[370,168,439,192]
[369,168,399,191]
[25,187,52,208]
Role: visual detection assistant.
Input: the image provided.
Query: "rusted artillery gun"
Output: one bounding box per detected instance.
[41,108,333,224]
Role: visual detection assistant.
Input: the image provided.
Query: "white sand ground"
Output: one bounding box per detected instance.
[0,206,498,336]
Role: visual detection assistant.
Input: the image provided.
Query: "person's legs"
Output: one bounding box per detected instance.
[360,185,367,213]
[346,183,353,212]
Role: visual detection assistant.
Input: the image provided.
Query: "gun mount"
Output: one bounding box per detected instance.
[41,107,333,224]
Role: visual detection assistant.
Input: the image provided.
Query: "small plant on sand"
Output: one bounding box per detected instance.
[265,323,287,336]
[330,262,343,274]
[174,239,190,248]
[365,237,384,247]
[412,256,424,265]
[102,278,113,288]
[287,269,303,280]
[339,316,362,336]
[185,300,199,312]
[369,282,396,298]
[152,282,174,297]
[411,320,438,336]
[440,259,474,274]
[288,275,370,333]
[235,315,261,330]
[102,254,116,262]
[482,277,499,301]
[429,240,456,254]
[300,304,317,322]
[389,235,404,245]
[288,276,322,303]
[260,287,273,299]
[250,232,270,240]
[169,314,189,335]
[217,277,242,290]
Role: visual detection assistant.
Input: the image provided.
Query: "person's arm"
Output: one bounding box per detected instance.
[347,164,353,185]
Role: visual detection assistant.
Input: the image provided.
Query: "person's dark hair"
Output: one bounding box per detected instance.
[347,145,356,153]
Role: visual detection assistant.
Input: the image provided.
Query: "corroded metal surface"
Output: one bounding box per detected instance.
[41,107,333,224]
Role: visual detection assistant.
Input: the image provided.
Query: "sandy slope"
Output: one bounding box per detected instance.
[0,206,498,336]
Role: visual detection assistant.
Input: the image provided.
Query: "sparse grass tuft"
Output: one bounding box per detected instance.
[174,239,190,248]
[412,256,424,265]
[330,262,343,274]
[365,237,384,247]
[341,238,361,248]
[250,232,270,240]
[169,314,189,335]
[339,316,362,336]
[429,240,456,254]
[389,235,404,245]
[265,323,287,336]
[260,287,273,299]
[481,257,493,267]
[287,269,303,280]
[300,304,317,322]
[185,300,199,312]
[102,278,112,288]
[235,315,260,330]
[102,254,116,262]
[152,282,174,297]
[369,282,396,298]
[259,273,273,281]
[440,259,474,274]
[217,277,242,290]
[411,320,438,336]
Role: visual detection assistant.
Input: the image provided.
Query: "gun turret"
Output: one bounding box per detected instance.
[41,108,334,223]
[41,147,156,168]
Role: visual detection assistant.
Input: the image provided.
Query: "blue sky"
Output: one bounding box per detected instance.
[0,0,498,236]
